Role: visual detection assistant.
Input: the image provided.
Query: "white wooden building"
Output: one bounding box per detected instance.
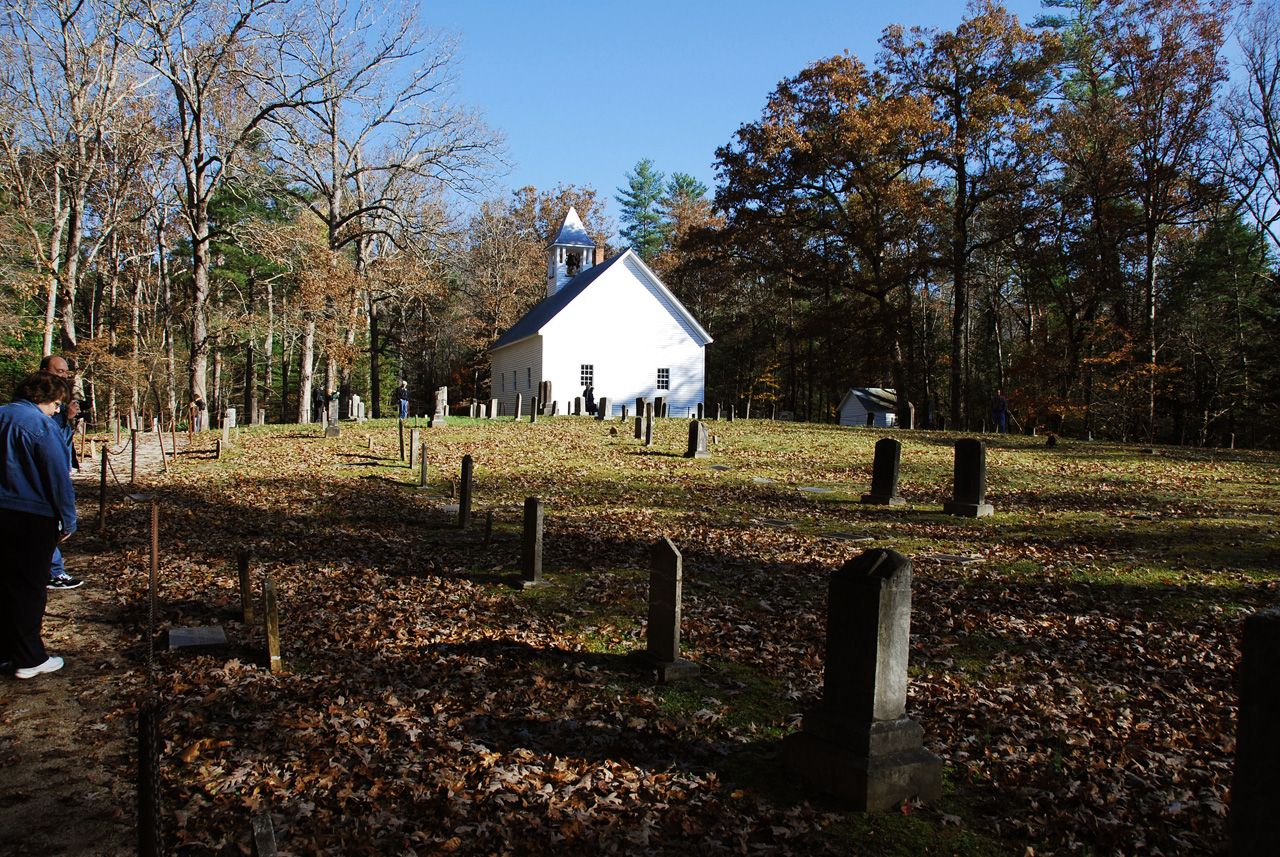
[837,388,899,428]
[489,207,712,417]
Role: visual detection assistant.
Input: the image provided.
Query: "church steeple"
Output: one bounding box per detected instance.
[547,207,596,297]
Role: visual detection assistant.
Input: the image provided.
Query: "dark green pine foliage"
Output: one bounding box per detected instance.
[616,158,667,261]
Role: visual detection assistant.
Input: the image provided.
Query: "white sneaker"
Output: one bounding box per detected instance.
[15,656,63,679]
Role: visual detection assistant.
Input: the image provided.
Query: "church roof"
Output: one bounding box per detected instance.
[490,253,622,350]
[490,249,712,351]
[546,206,595,248]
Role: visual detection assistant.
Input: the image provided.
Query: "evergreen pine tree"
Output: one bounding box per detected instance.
[616,158,667,260]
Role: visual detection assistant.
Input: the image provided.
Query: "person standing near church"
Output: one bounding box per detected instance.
[990,388,1008,434]
[0,370,78,678]
[38,356,82,590]
[395,380,409,420]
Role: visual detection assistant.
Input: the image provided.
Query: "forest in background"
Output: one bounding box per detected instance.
[2,0,1278,446]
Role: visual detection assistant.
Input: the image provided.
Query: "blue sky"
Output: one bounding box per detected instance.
[441,1,1049,229]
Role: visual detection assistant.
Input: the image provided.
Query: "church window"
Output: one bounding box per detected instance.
[657,368,670,390]
[581,365,593,387]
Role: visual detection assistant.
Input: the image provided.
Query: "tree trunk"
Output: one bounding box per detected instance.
[298,314,315,424]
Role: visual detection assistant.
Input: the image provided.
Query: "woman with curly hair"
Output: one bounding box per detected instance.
[0,370,77,679]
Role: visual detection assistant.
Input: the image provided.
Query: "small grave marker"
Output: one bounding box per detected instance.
[942,439,994,517]
[237,549,254,624]
[861,438,906,507]
[633,537,700,682]
[822,532,875,542]
[459,455,473,529]
[409,428,421,470]
[168,626,228,650]
[685,420,710,458]
[530,397,539,423]
[783,548,942,811]
[419,442,430,488]
[489,398,498,419]
[264,577,283,673]
[518,497,547,589]
[597,396,612,420]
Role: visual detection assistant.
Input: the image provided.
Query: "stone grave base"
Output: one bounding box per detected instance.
[783,716,942,813]
[325,425,341,438]
[685,450,710,459]
[942,501,993,517]
[515,576,551,591]
[628,651,701,684]
[168,626,228,651]
[860,493,906,507]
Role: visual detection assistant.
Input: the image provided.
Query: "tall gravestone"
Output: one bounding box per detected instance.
[697,403,704,420]
[644,402,655,447]
[635,397,645,415]
[574,397,582,416]
[1230,607,1280,856]
[654,396,666,418]
[515,394,523,419]
[635,415,644,440]
[596,397,612,420]
[489,398,498,419]
[860,438,906,507]
[409,428,420,470]
[622,405,630,421]
[783,549,942,812]
[685,420,710,459]
[519,497,547,589]
[942,439,994,517]
[716,403,723,421]
[419,441,429,488]
[727,405,735,422]
[431,387,448,427]
[530,397,539,423]
[632,537,700,682]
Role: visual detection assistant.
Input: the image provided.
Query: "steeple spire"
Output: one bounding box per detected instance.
[547,207,596,296]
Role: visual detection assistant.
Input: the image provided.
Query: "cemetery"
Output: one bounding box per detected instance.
[9,411,1276,856]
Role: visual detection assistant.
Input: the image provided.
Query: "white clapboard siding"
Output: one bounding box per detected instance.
[490,335,543,417]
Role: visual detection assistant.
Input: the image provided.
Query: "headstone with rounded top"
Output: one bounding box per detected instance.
[942,438,993,517]
[861,438,906,507]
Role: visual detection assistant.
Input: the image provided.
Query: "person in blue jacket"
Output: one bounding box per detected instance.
[39,355,83,590]
[0,371,77,679]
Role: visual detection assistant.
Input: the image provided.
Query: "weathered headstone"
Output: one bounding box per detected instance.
[1230,607,1280,856]
[409,428,421,470]
[459,455,473,529]
[727,405,735,422]
[479,404,487,419]
[596,397,612,420]
[860,438,906,507]
[574,397,582,416]
[635,397,645,415]
[697,403,704,420]
[942,438,994,517]
[264,576,283,674]
[685,420,710,459]
[654,396,666,419]
[515,394,523,419]
[644,402,655,447]
[328,398,339,423]
[716,403,723,421]
[519,497,547,589]
[530,397,539,423]
[489,398,499,419]
[419,442,429,488]
[325,422,341,438]
[398,419,406,460]
[635,416,644,440]
[783,548,942,812]
[432,387,448,426]
[622,405,630,421]
[634,537,700,682]
[469,402,477,418]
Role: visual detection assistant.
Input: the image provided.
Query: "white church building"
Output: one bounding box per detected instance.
[489,207,712,417]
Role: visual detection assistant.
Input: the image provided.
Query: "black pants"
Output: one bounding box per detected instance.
[0,509,59,668]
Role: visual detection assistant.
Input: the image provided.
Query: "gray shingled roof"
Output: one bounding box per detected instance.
[489,253,623,350]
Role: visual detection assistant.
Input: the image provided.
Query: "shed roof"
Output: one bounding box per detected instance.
[837,387,898,413]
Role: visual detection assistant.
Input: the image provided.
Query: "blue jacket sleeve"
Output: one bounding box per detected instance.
[36,424,76,535]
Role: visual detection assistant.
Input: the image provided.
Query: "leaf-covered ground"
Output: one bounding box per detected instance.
[30,418,1280,855]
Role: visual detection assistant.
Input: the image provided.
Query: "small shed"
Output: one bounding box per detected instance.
[837,388,898,428]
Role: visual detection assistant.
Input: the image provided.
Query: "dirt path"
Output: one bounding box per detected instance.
[0,428,192,856]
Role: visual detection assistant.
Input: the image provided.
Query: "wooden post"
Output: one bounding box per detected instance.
[237,550,254,625]
[419,442,429,488]
[98,446,108,536]
[264,577,282,673]
[131,429,138,486]
[215,439,222,460]
[398,419,405,461]
[156,424,168,472]
[459,455,473,529]
[409,428,420,470]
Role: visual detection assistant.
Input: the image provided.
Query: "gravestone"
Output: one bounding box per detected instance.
[783,549,942,812]
[398,419,406,460]
[551,400,559,416]
[574,397,582,416]
[644,402,655,447]
[409,428,421,470]
[264,577,283,673]
[222,409,235,445]
[697,403,704,420]
[328,399,339,423]
[468,403,476,418]
[325,422,341,438]
[479,404,487,419]
[635,397,646,415]
[717,403,723,421]
[727,405,735,422]
[459,455,473,529]
[515,394,523,419]
[519,497,547,589]
[942,439,994,517]
[622,405,630,422]
[860,438,906,507]
[654,396,666,418]
[635,416,644,440]
[431,387,448,426]
[1230,607,1280,856]
[419,441,429,488]
[539,381,552,413]
[685,420,710,459]
[596,397,612,420]
[634,537,700,682]
[350,394,361,422]
[530,397,539,423]
[489,398,498,419]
